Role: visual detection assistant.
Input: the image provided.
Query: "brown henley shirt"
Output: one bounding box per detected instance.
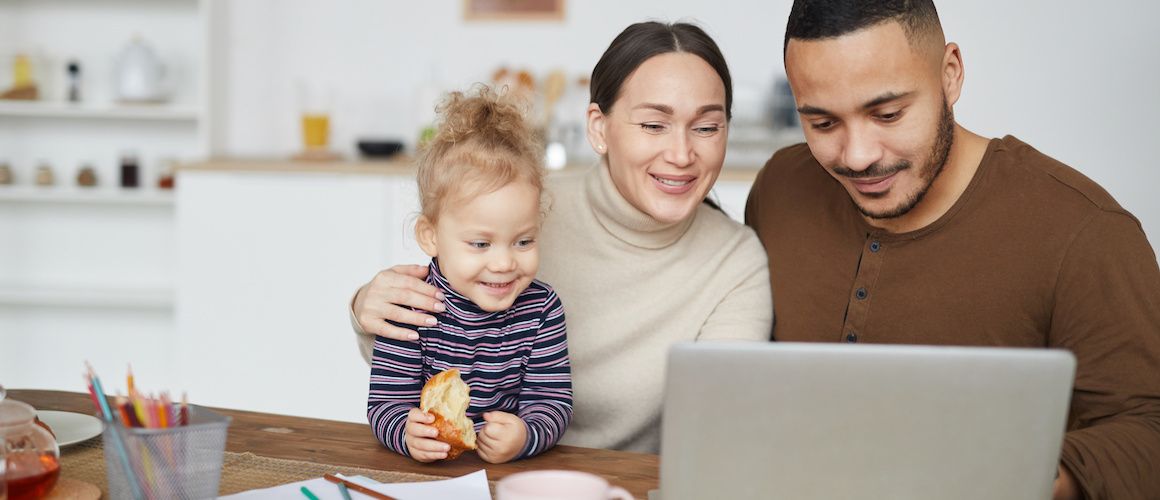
[745,135,1160,499]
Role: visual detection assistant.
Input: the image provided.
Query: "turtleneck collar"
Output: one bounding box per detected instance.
[585,163,696,249]
[428,258,501,319]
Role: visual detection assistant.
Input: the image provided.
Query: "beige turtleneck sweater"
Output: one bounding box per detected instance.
[356,164,772,452]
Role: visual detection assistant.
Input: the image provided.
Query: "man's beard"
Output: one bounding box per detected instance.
[833,101,955,220]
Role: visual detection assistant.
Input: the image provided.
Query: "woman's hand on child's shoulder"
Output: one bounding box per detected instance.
[476,411,528,464]
[405,408,451,462]
[354,264,447,341]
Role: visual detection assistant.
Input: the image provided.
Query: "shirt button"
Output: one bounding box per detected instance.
[846,332,858,343]
[869,241,881,253]
[855,287,868,300]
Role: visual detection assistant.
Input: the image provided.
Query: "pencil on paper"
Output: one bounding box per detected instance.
[324,474,398,500]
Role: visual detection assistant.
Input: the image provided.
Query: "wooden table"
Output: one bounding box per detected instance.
[11,390,659,499]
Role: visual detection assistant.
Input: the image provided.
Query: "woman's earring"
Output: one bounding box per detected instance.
[597,144,606,152]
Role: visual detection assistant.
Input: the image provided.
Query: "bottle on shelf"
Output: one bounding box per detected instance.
[120,153,140,188]
[0,161,12,185]
[66,60,82,103]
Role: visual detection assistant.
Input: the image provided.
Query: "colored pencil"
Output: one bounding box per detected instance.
[179,392,190,426]
[299,486,321,500]
[323,474,398,500]
[86,363,146,500]
[156,392,168,428]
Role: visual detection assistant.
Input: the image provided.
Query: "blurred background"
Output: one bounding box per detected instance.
[2,0,1158,423]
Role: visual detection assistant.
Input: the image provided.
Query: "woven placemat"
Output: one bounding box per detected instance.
[58,439,492,497]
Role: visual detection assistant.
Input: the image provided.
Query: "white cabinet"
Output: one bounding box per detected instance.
[0,187,178,390]
[0,0,223,390]
[174,165,427,422]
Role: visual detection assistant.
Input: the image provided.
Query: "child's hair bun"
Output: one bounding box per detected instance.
[432,84,534,153]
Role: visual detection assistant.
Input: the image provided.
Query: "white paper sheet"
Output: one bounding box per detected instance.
[220,470,492,500]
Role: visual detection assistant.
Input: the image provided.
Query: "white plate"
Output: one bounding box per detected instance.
[36,410,104,447]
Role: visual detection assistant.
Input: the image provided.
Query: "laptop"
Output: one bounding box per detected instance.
[657,342,1075,500]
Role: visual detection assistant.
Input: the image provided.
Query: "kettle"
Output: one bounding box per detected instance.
[114,36,169,103]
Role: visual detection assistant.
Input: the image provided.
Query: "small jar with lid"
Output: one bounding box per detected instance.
[0,399,61,499]
[76,163,98,187]
[34,163,55,187]
[157,157,177,189]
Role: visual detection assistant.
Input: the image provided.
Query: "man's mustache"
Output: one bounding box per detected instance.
[832,160,912,179]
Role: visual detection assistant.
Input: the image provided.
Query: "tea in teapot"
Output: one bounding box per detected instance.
[1,399,61,499]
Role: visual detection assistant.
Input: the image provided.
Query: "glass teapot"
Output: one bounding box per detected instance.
[0,396,61,500]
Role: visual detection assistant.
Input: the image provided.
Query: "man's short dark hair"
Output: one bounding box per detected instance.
[784,0,943,55]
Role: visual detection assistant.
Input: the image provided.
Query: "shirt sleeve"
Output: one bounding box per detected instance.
[516,290,573,459]
[367,323,424,458]
[1051,210,1160,499]
[697,229,775,342]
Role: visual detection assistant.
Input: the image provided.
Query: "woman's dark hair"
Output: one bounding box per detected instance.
[590,21,733,121]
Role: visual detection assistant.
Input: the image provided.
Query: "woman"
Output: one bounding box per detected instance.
[351,21,772,453]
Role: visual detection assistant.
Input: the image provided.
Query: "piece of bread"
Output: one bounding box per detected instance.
[420,368,476,459]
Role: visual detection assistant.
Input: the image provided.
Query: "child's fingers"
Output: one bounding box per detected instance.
[410,445,449,463]
[481,422,505,440]
[406,422,439,440]
[407,408,435,426]
[483,411,518,424]
[406,434,450,462]
[475,438,496,459]
[474,426,492,447]
[409,446,445,463]
[405,414,440,440]
[476,441,506,464]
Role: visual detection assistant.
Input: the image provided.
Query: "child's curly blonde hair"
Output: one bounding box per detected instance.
[416,84,545,222]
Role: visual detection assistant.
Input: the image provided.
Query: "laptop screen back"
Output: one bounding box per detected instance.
[660,342,1075,500]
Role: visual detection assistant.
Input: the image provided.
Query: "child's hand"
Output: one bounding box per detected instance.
[404,408,450,462]
[476,411,528,463]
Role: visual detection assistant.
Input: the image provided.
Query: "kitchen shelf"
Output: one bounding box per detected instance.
[0,287,174,309]
[0,186,175,206]
[0,101,200,121]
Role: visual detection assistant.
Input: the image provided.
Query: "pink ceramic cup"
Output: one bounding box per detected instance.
[496,470,634,500]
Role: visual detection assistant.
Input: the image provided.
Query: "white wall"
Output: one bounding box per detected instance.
[216,0,1160,245]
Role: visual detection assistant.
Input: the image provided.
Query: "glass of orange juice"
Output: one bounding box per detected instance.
[297,81,332,151]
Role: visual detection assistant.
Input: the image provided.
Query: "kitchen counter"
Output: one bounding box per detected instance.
[181,158,765,182]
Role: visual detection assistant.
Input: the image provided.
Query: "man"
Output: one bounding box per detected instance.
[745,1,1160,499]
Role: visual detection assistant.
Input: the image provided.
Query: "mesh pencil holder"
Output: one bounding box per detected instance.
[101,406,231,500]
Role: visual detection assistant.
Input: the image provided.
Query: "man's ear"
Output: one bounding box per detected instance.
[586,102,608,156]
[415,215,438,258]
[941,42,965,107]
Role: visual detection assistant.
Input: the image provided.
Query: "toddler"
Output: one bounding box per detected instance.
[367,85,572,463]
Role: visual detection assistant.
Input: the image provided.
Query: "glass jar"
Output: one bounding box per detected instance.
[0,399,60,500]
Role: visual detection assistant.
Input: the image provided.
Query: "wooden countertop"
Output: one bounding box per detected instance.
[10,389,660,499]
[182,157,763,182]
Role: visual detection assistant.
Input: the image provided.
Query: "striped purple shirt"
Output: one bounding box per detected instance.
[367,259,572,459]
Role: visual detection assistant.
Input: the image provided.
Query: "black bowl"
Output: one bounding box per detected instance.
[357,139,405,158]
